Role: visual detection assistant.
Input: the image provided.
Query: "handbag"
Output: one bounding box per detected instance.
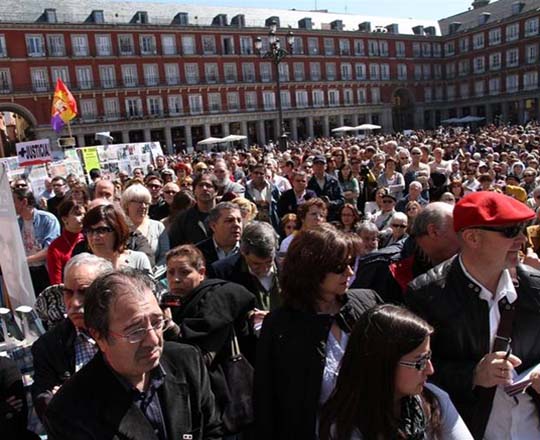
[221,329,254,433]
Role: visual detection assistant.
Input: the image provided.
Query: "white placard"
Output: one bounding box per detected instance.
[16,139,52,167]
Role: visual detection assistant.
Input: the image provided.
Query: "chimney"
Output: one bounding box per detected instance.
[358,21,371,32]
[265,16,280,27]
[386,23,399,34]
[424,26,436,36]
[472,0,490,9]
[172,12,189,25]
[212,14,228,26]
[231,14,245,28]
[330,20,344,31]
[298,17,313,29]
[412,25,424,35]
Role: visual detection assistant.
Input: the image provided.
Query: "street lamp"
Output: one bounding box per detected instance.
[255,21,295,151]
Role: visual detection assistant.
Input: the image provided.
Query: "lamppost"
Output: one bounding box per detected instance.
[254,21,295,152]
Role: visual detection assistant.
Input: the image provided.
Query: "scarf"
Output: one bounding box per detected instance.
[396,395,427,440]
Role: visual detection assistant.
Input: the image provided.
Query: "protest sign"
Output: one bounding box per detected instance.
[80,147,101,173]
[16,139,52,167]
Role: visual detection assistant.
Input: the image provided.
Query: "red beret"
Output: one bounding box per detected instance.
[453,191,534,232]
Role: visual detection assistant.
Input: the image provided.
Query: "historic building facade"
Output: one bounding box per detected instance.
[0,0,539,150]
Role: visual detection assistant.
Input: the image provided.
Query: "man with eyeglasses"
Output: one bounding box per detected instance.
[47,176,68,220]
[407,192,540,440]
[145,175,169,221]
[44,268,222,439]
[31,253,112,421]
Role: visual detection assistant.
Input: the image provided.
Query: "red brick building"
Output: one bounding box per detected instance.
[0,0,538,152]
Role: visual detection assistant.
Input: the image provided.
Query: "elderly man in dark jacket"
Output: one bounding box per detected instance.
[407,192,540,440]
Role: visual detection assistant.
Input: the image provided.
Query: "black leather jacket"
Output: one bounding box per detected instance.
[406,256,540,439]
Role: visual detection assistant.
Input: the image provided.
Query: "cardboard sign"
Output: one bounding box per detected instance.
[16,139,52,167]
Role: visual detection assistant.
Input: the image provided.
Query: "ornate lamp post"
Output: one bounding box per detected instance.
[255,21,295,151]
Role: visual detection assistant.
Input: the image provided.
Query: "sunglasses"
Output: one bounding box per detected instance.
[331,257,355,274]
[391,224,407,229]
[382,199,395,204]
[399,351,432,371]
[472,224,526,239]
[163,190,178,195]
[85,226,114,236]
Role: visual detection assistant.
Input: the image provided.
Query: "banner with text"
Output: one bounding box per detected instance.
[16,139,52,167]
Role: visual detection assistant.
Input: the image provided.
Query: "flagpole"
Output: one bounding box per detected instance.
[67,119,73,138]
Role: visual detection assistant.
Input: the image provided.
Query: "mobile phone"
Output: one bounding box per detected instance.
[160,294,183,308]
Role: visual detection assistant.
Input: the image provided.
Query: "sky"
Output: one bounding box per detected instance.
[137,0,475,20]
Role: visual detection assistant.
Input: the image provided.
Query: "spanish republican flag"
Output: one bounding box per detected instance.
[50,78,77,133]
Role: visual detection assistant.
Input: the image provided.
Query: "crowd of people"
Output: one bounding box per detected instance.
[3,121,540,439]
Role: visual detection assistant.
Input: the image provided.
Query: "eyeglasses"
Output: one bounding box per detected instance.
[85,226,114,236]
[399,351,432,371]
[108,318,169,344]
[382,199,395,204]
[524,174,535,178]
[391,224,407,229]
[147,184,162,189]
[163,190,178,195]
[411,152,421,156]
[331,257,355,274]
[472,224,526,239]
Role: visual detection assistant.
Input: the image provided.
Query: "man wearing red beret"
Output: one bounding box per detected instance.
[407,191,540,440]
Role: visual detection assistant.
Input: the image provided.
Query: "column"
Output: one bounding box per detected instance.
[337,114,344,127]
[485,104,493,124]
[519,99,526,124]
[273,118,280,142]
[122,130,130,143]
[322,115,330,137]
[240,121,248,147]
[381,109,393,133]
[203,124,211,139]
[290,118,298,141]
[351,114,359,127]
[256,120,266,146]
[414,106,424,130]
[184,126,193,150]
[164,127,173,154]
[307,116,315,139]
[222,122,230,137]
[501,101,509,124]
[76,134,85,148]
[143,128,151,142]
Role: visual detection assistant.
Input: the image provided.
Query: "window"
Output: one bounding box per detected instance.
[207,93,221,113]
[242,63,255,82]
[80,99,97,121]
[164,63,180,85]
[77,66,94,90]
[205,63,219,83]
[278,63,289,82]
[368,40,379,56]
[47,35,65,56]
[435,87,444,101]
[292,37,304,55]
[143,64,159,86]
[526,44,538,64]
[188,94,203,114]
[343,89,354,105]
[413,43,421,58]
[240,36,253,55]
[339,39,350,55]
[202,35,216,55]
[0,69,12,93]
[71,35,89,56]
[147,96,163,115]
[0,35,6,57]
[245,92,257,111]
[222,36,235,55]
[506,48,519,67]
[506,74,519,92]
[260,63,272,82]
[355,63,366,80]
[99,65,116,88]
[446,62,456,79]
[371,87,380,104]
[280,91,291,109]
[506,23,519,42]
[168,95,183,115]
[434,64,443,79]
[422,64,431,80]
[26,34,45,57]
[263,92,276,110]
[308,38,319,55]
[433,43,442,57]
[354,39,365,56]
[446,85,455,100]
[185,63,199,84]
[182,35,196,55]
[140,35,157,55]
[125,97,143,117]
[227,92,240,111]
[161,35,177,55]
[121,65,138,87]
[104,98,120,119]
[341,63,352,80]
[328,89,339,107]
[489,53,501,70]
[312,89,324,107]
[118,35,134,56]
[422,42,432,57]
[381,64,390,80]
[424,87,432,103]
[379,41,389,57]
[414,65,422,80]
[310,62,321,81]
[51,66,70,86]
[326,63,336,81]
[224,63,237,82]
[293,62,304,81]
[397,64,407,80]
[95,34,112,56]
[459,37,469,53]
[395,41,405,57]
[489,77,500,95]
[473,56,485,74]
[458,60,469,76]
[460,83,469,99]
[489,28,501,46]
[444,41,455,56]
[524,71,538,90]
[369,64,380,80]
[473,33,485,49]
[357,88,367,104]
[324,38,335,56]
[295,90,308,108]
[31,68,49,91]
[474,80,484,97]
[525,17,539,36]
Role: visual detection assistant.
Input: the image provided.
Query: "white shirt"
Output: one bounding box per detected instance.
[459,257,540,440]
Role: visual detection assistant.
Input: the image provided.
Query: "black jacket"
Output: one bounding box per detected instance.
[196,238,220,267]
[254,289,381,440]
[169,205,210,248]
[406,257,540,439]
[276,188,317,219]
[307,173,344,220]
[31,318,77,421]
[44,342,222,440]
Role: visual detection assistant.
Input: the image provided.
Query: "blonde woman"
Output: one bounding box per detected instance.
[231,197,258,226]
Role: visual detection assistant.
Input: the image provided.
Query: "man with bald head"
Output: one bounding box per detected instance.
[93,179,115,202]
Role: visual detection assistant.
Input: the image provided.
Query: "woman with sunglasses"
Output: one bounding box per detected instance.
[254,225,381,440]
[319,304,472,440]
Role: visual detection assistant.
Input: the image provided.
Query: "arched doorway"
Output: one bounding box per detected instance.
[0,103,36,157]
[392,88,415,132]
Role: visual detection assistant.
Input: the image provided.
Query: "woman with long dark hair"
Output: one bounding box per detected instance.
[319,304,471,440]
[254,225,380,439]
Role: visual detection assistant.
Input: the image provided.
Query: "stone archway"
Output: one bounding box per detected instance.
[0,102,37,157]
[392,88,415,132]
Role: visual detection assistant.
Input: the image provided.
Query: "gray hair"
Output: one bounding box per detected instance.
[208,201,241,225]
[64,252,113,280]
[390,212,408,224]
[240,221,278,259]
[357,221,379,235]
[409,202,453,238]
[120,183,151,212]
